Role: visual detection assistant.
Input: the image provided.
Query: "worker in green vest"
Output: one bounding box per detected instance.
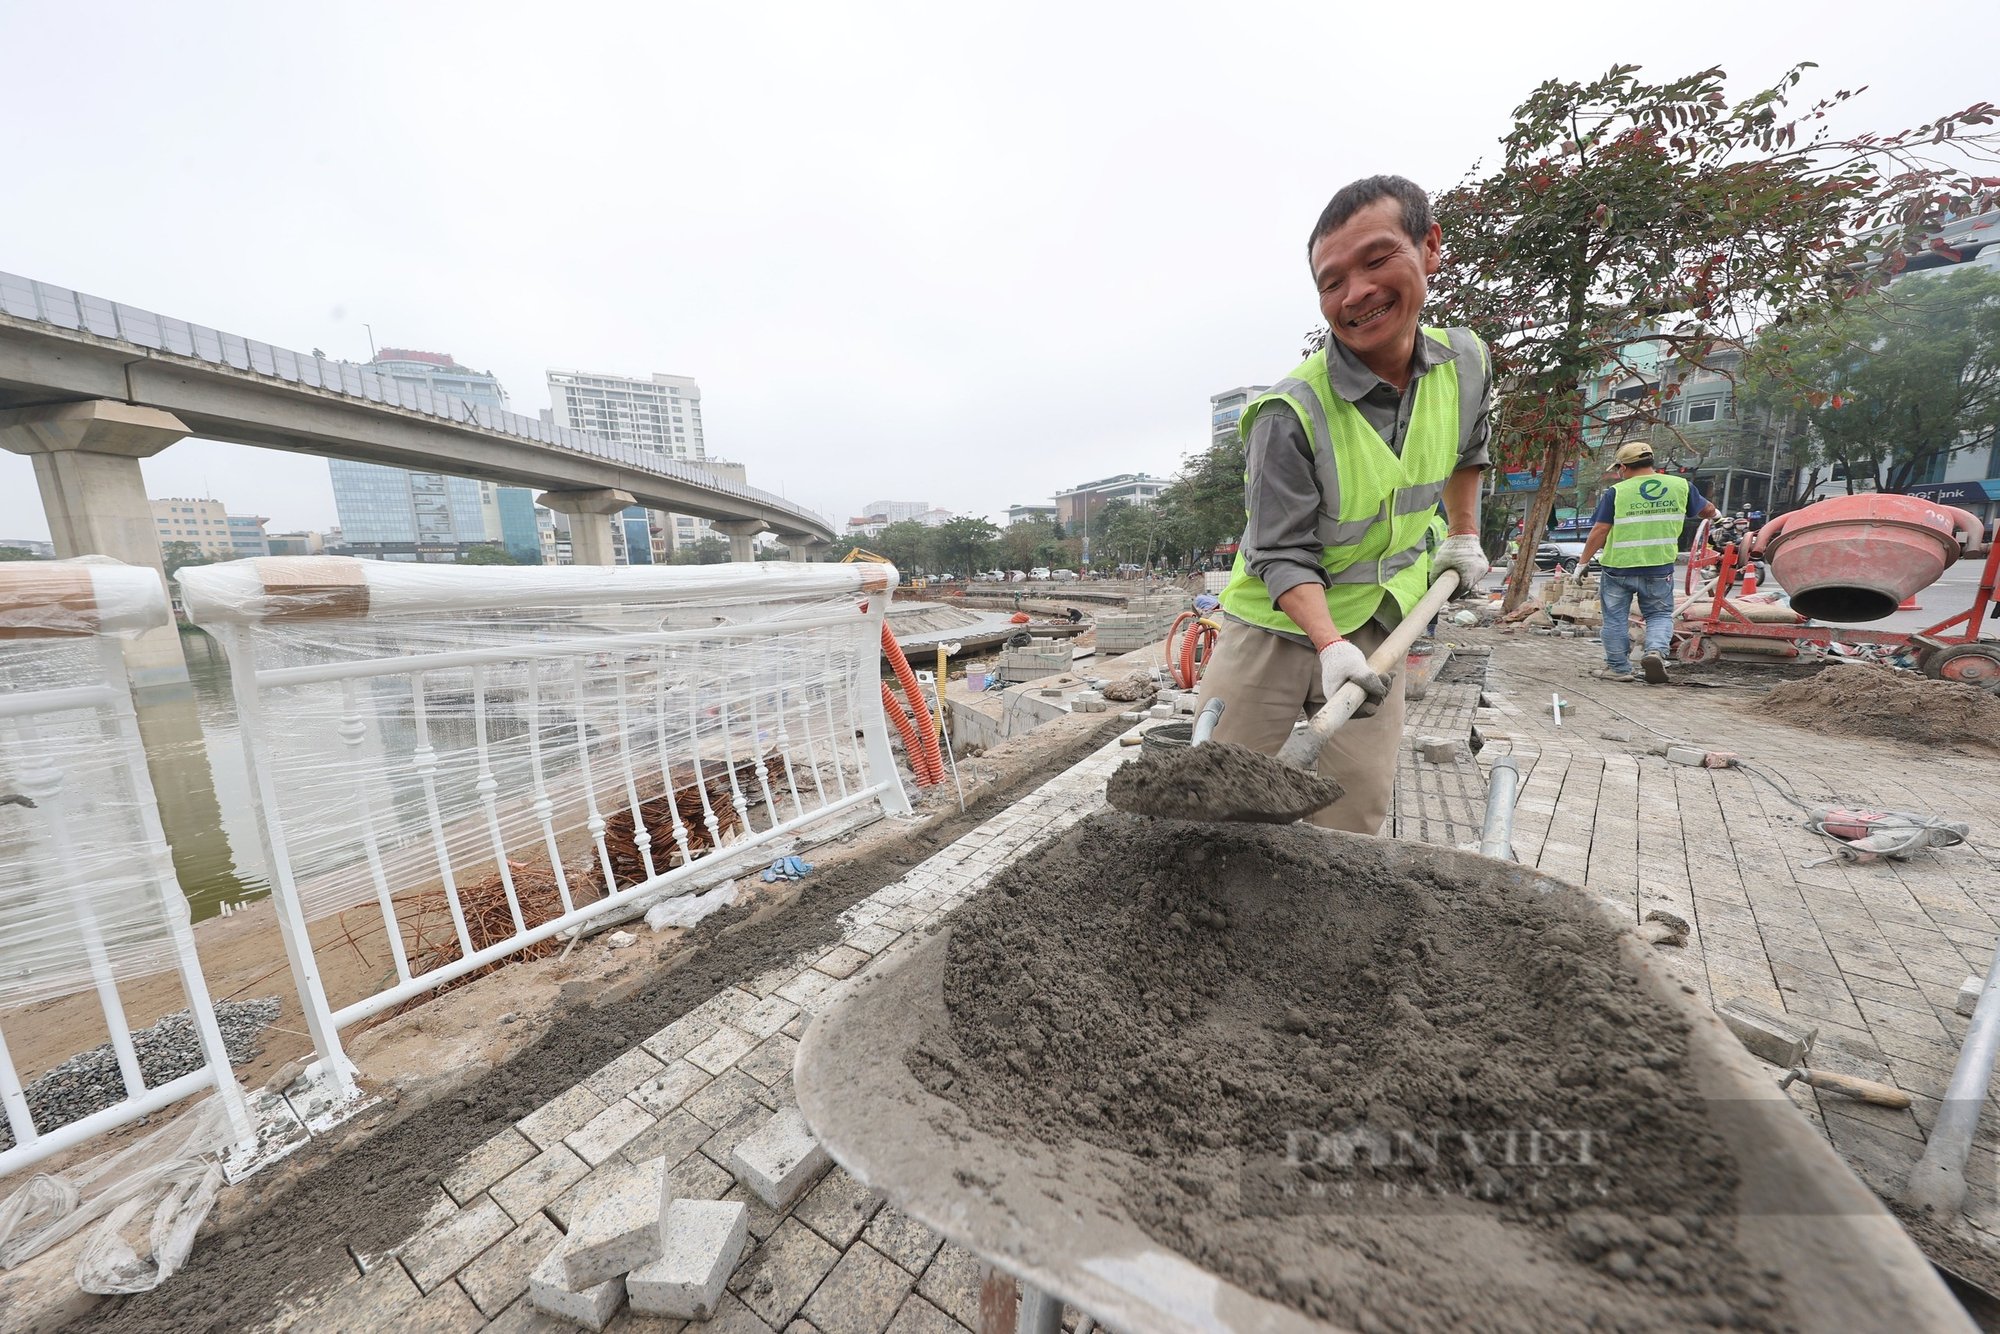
[1575,441,1720,683]
[1199,176,1491,836]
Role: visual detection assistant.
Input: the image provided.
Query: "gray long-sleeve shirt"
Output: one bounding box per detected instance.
[1238,327,1491,636]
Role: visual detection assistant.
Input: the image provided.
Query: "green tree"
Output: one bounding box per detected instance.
[0,545,45,561]
[998,518,1061,572]
[868,520,934,577]
[669,536,732,565]
[159,541,213,577]
[1742,267,2000,496]
[1406,64,1995,608]
[1148,435,1248,569]
[931,516,999,576]
[456,543,519,565]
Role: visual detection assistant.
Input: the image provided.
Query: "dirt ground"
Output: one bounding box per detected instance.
[1761,665,2000,755]
[40,716,1126,1334]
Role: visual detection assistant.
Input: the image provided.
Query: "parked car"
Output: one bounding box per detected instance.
[1051,569,1078,582]
[1029,567,1051,580]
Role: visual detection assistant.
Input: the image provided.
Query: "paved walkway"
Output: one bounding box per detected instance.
[1464,630,2000,1236]
[264,634,2000,1330]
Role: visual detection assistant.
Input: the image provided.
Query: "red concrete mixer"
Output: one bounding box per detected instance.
[1675,493,2000,690]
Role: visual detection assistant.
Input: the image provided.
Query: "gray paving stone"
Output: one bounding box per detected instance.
[799,1243,913,1334]
[644,1013,722,1062]
[493,1144,592,1224]
[812,946,871,980]
[860,1206,942,1274]
[730,1106,830,1209]
[528,1244,626,1331]
[736,994,803,1040]
[791,1168,881,1249]
[459,1212,564,1317]
[586,1047,669,1102]
[551,1155,666,1233]
[730,1216,840,1328]
[883,1295,967,1334]
[697,1292,781,1333]
[521,1084,611,1149]
[281,1261,426,1331]
[630,1061,713,1116]
[688,1024,762,1076]
[737,1034,800,1089]
[564,1168,666,1290]
[627,1198,749,1320]
[399,1195,513,1294]
[443,1126,538,1206]
[913,1244,981,1328]
[672,1150,736,1201]
[688,1068,770,1129]
[568,1097,659,1167]
[721,1182,785,1241]
[622,1108,714,1170]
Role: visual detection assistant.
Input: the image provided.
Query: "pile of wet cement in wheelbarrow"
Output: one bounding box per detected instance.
[911,812,1785,1331]
[1761,665,2000,753]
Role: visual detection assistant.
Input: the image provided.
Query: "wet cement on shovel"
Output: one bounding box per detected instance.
[912,812,1783,1331]
[1104,740,1344,824]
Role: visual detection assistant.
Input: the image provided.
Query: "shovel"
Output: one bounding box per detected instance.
[1106,570,1462,823]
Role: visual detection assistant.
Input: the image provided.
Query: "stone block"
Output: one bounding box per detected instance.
[1147,704,1172,720]
[1718,998,1817,1068]
[1960,976,1984,1018]
[1665,745,1707,767]
[1415,736,1457,763]
[729,1106,831,1209]
[528,1245,625,1331]
[1703,751,1740,769]
[625,1199,749,1320]
[561,1169,663,1290]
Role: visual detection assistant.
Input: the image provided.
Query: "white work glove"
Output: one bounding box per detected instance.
[1431,533,1490,595]
[1319,638,1389,717]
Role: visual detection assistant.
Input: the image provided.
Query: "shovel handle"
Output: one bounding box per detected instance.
[1798,1069,1913,1108]
[1276,570,1461,769]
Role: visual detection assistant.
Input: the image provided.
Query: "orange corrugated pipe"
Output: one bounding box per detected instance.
[880,682,942,785]
[1167,611,1217,690]
[881,625,945,784]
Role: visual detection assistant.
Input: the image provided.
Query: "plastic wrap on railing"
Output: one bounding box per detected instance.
[180,557,905,926]
[0,560,170,640]
[0,574,184,1008]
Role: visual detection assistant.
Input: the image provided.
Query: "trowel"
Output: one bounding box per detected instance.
[1107,570,1463,823]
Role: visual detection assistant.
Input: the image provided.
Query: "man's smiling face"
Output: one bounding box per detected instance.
[1310,196,1442,371]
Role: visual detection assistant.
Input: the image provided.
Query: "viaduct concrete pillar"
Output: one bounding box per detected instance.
[0,400,189,688]
[536,488,634,567]
[711,518,766,564]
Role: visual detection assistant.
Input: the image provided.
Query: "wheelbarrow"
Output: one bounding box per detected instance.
[793,801,1973,1332]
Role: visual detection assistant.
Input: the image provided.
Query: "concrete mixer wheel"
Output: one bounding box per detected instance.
[1676,633,1720,665]
[1925,644,2000,693]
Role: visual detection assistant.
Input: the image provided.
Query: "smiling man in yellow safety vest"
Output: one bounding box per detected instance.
[1197,176,1492,835]
[1575,441,1720,684]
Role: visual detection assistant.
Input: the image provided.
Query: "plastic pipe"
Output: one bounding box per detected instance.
[1190,698,1225,746]
[1479,756,1521,861]
[1902,934,2000,1217]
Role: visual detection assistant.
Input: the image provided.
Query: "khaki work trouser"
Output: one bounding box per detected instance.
[1194,618,1406,836]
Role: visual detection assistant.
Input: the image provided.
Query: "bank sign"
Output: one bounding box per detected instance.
[1500,467,1577,492]
[1907,480,2000,505]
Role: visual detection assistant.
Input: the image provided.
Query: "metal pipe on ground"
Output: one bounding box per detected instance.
[1478,755,1521,861]
[1902,939,2000,1217]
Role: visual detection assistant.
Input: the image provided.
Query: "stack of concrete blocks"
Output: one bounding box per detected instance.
[1072,689,1107,713]
[1097,595,1188,655]
[525,1157,752,1328]
[999,637,1074,684]
[729,1106,833,1209]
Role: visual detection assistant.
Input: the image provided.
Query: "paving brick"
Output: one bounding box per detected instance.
[721,1182,785,1241]
[688,1024,761,1076]
[688,1069,769,1129]
[459,1212,564,1317]
[627,1198,749,1320]
[913,1243,981,1328]
[860,1207,943,1274]
[443,1125,540,1206]
[630,1060,714,1117]
[813,946,871,980]
[528,1244,626,1331]
[791,1168,881,1248]
[521,1084,610,1149]
[698,1293,782,1333]
[551,1155,666,1233]
[736,994,803,1040]
[622,1107,713,1170]
[568,1097,659,1167]
[883,1296,967,1334]
[563,1169,666,1290]
[585,1047,669,1102]
[799,1243,913,1334]
[1716,998,1815,1067]
[399,1195,513,1294]
[671,1149,736,1200]
[493,1144,592,1224]
[730,1107,832,1209]
[737,1034,801,1089]
[285,1259,427,1331]
[842,924,901,955]
[730,1217,840,1329]
[643,1014,720,1063]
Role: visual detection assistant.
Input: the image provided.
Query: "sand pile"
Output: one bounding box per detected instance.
[912,813,1779,1331]
[1104,741,1342,823]
[1763,666,2000,753]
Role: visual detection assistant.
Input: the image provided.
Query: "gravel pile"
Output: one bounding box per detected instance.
[0,998,280,1151]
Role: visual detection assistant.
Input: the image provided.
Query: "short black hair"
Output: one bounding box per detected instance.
[1307,175,1432,259]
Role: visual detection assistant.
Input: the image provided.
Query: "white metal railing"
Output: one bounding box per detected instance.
[180,557,908,1098]
[0,564,252,1177]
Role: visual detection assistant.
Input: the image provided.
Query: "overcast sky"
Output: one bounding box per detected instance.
[0,2,1988,540]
